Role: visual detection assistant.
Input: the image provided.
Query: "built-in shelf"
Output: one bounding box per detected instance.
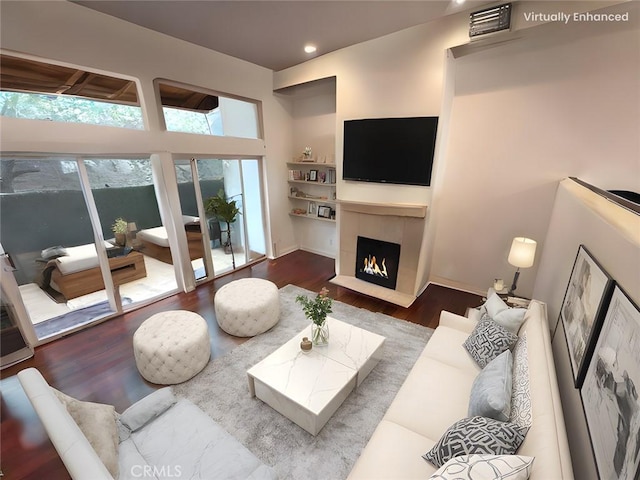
[287,162,336,167]
[288,180,336,186]
[289,212,335,223]
[288,195,335,205]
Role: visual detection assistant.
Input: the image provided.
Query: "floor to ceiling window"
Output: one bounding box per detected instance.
[174,157,267,280]
[0,156,180,340]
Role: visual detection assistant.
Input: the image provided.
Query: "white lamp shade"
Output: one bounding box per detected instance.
[508,237,537,268]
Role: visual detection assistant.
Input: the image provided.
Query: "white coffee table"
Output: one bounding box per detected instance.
[247,316,385,435]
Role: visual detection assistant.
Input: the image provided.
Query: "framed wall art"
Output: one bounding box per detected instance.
[560,244,614,388]
[581,285,640,480]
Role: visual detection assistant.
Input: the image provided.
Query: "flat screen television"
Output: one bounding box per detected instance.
[343,116,438,186]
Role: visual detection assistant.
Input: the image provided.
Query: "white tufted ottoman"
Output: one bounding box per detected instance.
[133,310,211,385]
[214,278,280,337]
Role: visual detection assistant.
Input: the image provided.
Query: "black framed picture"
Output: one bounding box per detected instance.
[560,245,614,388]
[317,205,331,218]
[309,170,318,182]
[581,285,640,479]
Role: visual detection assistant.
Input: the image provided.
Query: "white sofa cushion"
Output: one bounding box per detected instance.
[423,416,528,468]
[120,398,276,480]
[468,350,513,422]
[384,357,477,442]
[429,454,534,480]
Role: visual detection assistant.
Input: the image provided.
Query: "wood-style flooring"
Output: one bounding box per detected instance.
[0,250,482,480]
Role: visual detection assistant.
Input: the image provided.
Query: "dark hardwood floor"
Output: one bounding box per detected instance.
[0,250,482,480]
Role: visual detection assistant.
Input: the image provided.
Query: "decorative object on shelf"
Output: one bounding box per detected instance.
[302,147,313,161]
[581,284,639,480]
[205,189,241,269]
[308,201,317,215]
[309,170,318,182]
[559,244,614,388]
[112,217,128,246]
[296,287,333,346]
[318,205,332,219]
[291,208,307,215]
[300,336,312,353]
[494,278,505,292]
[507,237,537,295]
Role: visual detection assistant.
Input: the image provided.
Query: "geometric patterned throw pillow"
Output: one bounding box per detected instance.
[428,454,535,480]
[463,316,519,369]
[510,332,532,428]
[423,416,528,468]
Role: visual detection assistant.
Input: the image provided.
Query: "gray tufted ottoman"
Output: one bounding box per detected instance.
[133,310,211,384]
[214,278,280,337]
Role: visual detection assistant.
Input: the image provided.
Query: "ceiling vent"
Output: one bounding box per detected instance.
[469,3,512,38]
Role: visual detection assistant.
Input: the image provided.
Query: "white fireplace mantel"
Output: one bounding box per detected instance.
[332,199,428,308]
[337,199,427,218]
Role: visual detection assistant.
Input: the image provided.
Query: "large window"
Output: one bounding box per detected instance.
[157,81,260,139]
[0,54,143,129]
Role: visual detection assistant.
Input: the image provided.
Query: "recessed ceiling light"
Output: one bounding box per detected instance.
[454,0,466,4]
[304,45,317,54]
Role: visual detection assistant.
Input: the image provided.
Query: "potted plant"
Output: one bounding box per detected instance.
[296,287,333,345]
[112,217,128,246]
[205,190,241,269]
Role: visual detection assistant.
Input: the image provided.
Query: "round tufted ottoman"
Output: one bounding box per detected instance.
[133,310,211,385]
[214,278,280,337]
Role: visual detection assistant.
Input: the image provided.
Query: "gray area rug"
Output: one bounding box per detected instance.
[173,284,434,480]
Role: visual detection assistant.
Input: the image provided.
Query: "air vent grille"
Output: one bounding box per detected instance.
[469,3,512,38]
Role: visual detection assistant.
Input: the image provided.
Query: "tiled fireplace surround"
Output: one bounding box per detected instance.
[331,200,427,308]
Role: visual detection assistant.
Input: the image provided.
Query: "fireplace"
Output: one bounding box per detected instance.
[355,236,401,290]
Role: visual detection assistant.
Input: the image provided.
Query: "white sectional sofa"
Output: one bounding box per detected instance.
[348,299,574,479]
[18,368,276,480]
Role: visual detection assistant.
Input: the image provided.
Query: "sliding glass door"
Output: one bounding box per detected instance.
[174,157,266,280]
[0,156,180,341]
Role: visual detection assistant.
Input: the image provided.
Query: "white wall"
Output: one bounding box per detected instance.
[275,1,637,296]
[0,0,293,259]
[430,1,639,297]
[534,179,640,480]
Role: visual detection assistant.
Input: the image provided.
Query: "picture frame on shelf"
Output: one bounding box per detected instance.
[307,201,317,215]
[317,205,332,219]
[560,244,614,388]
[309,170,318,182]
[581,284,640,480]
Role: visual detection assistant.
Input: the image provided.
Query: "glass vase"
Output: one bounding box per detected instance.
[311,319,329,346]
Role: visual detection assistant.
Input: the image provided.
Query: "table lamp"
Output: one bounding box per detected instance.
[507,237,537,295]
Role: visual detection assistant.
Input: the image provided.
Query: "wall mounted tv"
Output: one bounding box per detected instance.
[343,116,438,186]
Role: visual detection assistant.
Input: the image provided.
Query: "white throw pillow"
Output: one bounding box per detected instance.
[429,454,534,480]
[494,308,528,335]
[485,291,509,318]
[52,388,119,478]
[484,291,527,335]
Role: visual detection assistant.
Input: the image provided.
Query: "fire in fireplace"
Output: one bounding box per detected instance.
[355,236,401,290]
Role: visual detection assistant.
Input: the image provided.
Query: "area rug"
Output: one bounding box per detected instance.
[173,284,434,480]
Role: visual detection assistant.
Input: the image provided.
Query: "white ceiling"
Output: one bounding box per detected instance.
[72,1,488,71]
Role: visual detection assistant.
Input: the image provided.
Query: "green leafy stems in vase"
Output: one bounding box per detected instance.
[296,287,333,346]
